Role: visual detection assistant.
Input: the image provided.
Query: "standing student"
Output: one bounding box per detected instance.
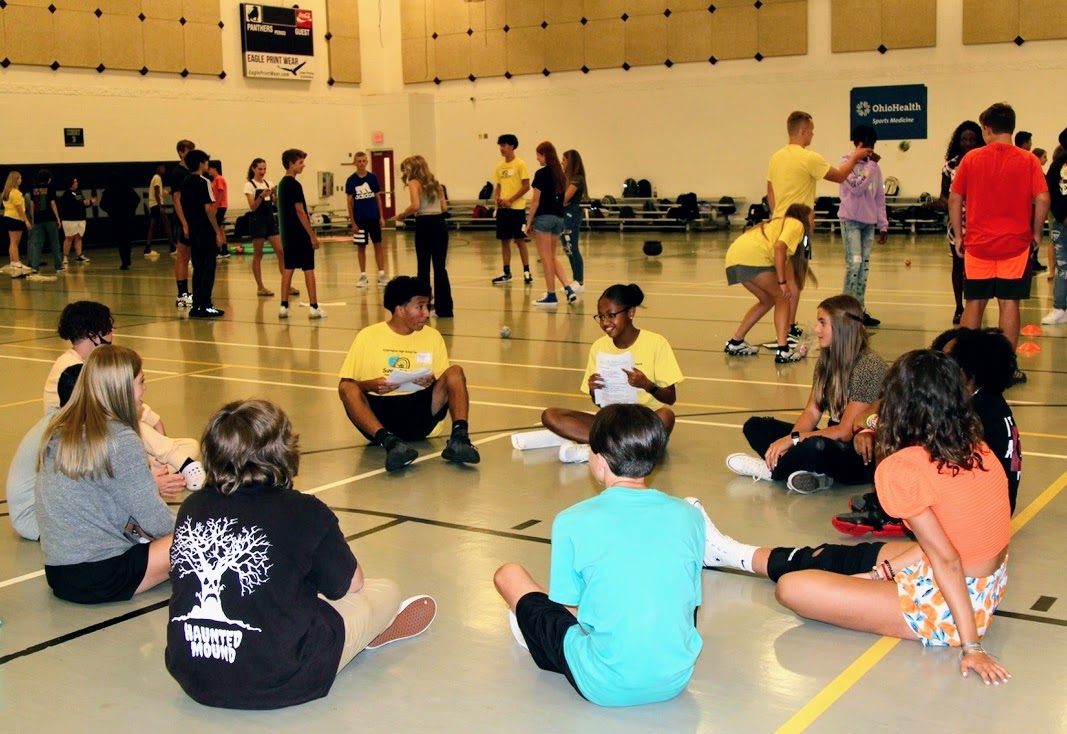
[723,203,814,362]
[542,283,683,464]
[767,111,872,342]
[394,155,453,317]
[58,175,95,265]
[490,134,533,285]
[345,151,388,287]
[165,399,436,710]
[99,171,142,271]
[937,121,985,324]
[949,103,1049,365]
[180,150,226,318]
[276,148,324,320]
[526,141,574,307]
[144,164,172,255]
[494,404,705,707]
[3,171,33,276]
[561,149,587,292]
[27,169,63,273]
[242,157,294,298]
[1043,130,1067,324]
[838,125,888,327]
[208,163,230,258]
[169,140,196,307]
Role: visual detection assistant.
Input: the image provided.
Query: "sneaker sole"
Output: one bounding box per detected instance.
[367,596,437,649]
[831,516,907,538]
[787,472,834,493]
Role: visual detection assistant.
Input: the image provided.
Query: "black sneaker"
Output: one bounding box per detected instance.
[862,312,881,327]
[774,347,803,364]
[832,497,906,537]
[442,435,480,464]
[952,307,963,325]
[385,441,419,472]
[189,306,225,318]
[523,270,533,285]
[1009,369,1027,387]
[491,272,513,285]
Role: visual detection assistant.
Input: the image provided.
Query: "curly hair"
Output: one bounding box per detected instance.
[945,327,1016,395]
[400,155,442,203]
[876,350,985,474]
[57,301,114,343]
[201,399,300,495]
[945,120,984,162]
[811,294,868,419]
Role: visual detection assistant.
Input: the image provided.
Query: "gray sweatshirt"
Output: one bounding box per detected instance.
[36,422,175,566]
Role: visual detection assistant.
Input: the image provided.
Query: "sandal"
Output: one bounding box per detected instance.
[257,288,274,297]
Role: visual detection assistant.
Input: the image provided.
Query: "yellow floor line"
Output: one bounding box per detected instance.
[775,466,1067,733]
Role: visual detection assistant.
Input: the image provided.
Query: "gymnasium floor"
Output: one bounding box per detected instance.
[1,226,1064,733]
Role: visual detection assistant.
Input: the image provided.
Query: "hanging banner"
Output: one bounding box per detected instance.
[850,84,927,140]
[240,4,314,81]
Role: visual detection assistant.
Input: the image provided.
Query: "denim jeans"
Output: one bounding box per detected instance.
[561,203,583,283]
[841,220,876,306]
[28,221,62,270]
[1052,220,1066,310]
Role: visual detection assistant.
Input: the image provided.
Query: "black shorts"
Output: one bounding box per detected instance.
[361,386,448,442]
[4,216,27,233]
[45,543,151,605]
[283,236,315,271]
[963,277,1032,301]
[496,208,526,241]
[514,592,585,698]
[171,213,189,246]
[149,205,166,222]
[249,209,279,239]
[354,218,383,245]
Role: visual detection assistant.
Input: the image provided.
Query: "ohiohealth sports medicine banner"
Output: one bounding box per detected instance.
[850,84,928,140]
[240,4,314,81]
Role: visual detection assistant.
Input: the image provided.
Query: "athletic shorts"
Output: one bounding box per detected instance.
[283,236,315,271]
[3,216,26,233]
[61,220,86,237]
[963,249,1032,300]
[361,385,447,442]
[249,209,279,239]
[354,218,383,245]
[514,591,585,698]
[45,543,151,605]
[149,205,166,221]
[726,264,775,286]
[532,214,564,236]
[895,554,1008,647]
[496,208,526,241]
[170,212,189,245]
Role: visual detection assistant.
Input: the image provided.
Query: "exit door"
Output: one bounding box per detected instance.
[370,150,395,218]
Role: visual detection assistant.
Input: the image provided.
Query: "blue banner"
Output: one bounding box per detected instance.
[850,84,927,140]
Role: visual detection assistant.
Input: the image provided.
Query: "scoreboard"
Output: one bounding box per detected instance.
[240,4,315,81]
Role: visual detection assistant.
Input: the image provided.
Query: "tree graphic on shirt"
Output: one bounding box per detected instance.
[170,516,272,631]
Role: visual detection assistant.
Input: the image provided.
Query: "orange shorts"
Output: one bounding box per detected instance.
[963,248,1029,280]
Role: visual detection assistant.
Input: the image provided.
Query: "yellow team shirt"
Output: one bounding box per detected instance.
[338,321,451,390]
[725,218,806,269]
[767,144,830,218]
[581,330,684,411]
[3,189,25,220]
[493,158,531,210]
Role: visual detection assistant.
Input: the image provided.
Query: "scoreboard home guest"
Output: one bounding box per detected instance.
[240,4,315,81]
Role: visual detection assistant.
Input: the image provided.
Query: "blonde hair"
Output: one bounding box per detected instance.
[400,155,441,202]
[811,295,869,419]
[758,203,817,289]
[201,399,299,495]
[787,111,813,136]
[3,171,21,203]
[39,344,143,479]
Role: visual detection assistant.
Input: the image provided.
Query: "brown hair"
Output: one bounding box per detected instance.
[536,141,567,194]
[811,294,869,419]
[282,148,307,169]
[787,111,813,136]
[201,399,300,495]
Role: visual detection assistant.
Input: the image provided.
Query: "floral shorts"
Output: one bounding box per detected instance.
[895,554,1008,647]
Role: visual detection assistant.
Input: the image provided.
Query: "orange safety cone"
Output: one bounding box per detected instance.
[1020,324,1043,336]
[1017,341,1041,354]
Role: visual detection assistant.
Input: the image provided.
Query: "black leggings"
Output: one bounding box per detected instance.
[766,542,884,582]
[950,243,965,312]
[743,416,875,485]
[414,214,453,316]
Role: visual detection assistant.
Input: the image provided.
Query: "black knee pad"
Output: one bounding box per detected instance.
[766,542,885,582]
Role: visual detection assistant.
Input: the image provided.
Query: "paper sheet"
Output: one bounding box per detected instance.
[386,367,434,393]
[593,351,638,407]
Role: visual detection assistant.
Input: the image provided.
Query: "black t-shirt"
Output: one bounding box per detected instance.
[972,390,1021,514]
[166,163,190,196]
[100,185,141,221]
[532,167,564,217]
[30,186,58,223]
[179,174,215,236]
[277,175,310,247]
[166,483,357,710]
[57,189,87,221]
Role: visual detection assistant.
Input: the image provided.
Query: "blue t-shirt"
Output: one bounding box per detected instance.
[549,487,705,707]
[345,171,381,221]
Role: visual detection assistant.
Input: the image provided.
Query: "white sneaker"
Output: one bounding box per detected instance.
[786,470,834,494]
[568,281,584,295]
[278,305,289,319]
[509,610,528,650]
[559,440,590,463]
[726,452,772,481]
[377,272,389,286]
[308,306,327,319]
[366,596,437,649]
[180,461,206,491]
[683,496,754,571]
[1041,308,1067,325]
[175,293,192,308]
[357,274,369,288]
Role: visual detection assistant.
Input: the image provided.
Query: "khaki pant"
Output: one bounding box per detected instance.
[323,577,402,672]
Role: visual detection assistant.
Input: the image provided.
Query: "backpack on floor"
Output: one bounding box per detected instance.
[478,181,493,200]
[717,196,737,217]
[883,176,900,197]
[637,179,653,198]
[472,204,490,218]
[619,205,636,219]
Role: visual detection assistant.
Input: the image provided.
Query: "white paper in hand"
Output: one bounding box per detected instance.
[594,351,638,407]
[386,367,434,393]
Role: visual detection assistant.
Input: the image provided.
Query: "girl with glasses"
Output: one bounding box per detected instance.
[541,283,683,463]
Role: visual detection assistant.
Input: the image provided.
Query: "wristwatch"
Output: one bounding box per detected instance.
[791,431,801,445]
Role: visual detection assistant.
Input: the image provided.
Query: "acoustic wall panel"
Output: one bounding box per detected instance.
[833,0,935,52]
[583,18,625,69]
[1019,0,1067,42]
[583,0,629,21]
[667,10,712,62]
[505,0,545,28]
[469,29,508,77]
[104,0,144,14]
[882,0,936,49]
[100,14,145,71]
[624,13,667,66]
[329,36,361,83]
[543,22,583,71]
[401,0,427,39]
[184,21,222,74]
[141,0,183,21]
[543,0,584,24]
[831,0,882,52]
[53,10,100,68]
[962,1,1019,44]
[711,6,758,60]
[436,32,470,79]
[403,37,434,82]
[3,5,56,65]
[759,1,807,57]
[182,0,219,25]
[53,0,99,11]
[434,0,470,35]
[505,25,544,75]
[142,18,185,72]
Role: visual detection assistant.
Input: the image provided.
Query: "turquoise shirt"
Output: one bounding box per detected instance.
[549,487,705,706]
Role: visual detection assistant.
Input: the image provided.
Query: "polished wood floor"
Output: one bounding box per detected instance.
[1,227,1064,732]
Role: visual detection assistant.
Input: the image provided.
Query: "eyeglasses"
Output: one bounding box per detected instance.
[593,309,627,323]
